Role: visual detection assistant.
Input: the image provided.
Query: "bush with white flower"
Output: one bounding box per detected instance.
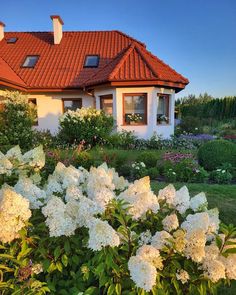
[0,146,236,294]
[131,161,147,179]
[58,107,114,146]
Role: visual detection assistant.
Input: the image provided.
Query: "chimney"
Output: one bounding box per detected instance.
[50,15,64,45]
[0,21,5,41]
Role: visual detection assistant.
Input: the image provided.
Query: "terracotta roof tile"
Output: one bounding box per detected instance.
[0,30,188,90]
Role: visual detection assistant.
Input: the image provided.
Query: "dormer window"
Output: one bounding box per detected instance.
[84,55,99,68]
[22,55,39,68]
[6,37,18,44]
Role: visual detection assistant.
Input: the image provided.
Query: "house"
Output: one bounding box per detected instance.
[0,16,188,139]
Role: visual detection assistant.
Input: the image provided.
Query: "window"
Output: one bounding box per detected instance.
[22,55,39,68]
[6,37,18,44]
[100,95,113,115]
[84,55,99,68]
[123,93,147,125]
[157,94,170,124]
[0,96,6,111]
[62,98,82,112]
[28,98,38,126]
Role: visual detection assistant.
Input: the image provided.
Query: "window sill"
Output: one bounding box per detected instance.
[121,124,147,126]
[157,123,171,126]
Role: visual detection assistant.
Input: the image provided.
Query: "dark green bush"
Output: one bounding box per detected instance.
[136,151,158,168]
[178,116,203,134]
[117,164,132,178]
[147,167,159,180]
[58,108,114,146]
[0,91,36,149]
[107,130,137,149]
[198,140,236,170]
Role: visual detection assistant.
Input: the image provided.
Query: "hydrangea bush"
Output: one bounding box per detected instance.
[58,107,114,146]
[0,146,236,295]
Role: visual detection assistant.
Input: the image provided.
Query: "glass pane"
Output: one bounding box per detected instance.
[101,98,113,115]
[22,56,39,67]
[84,56,99,67]
[63,99,82,112]
[157,95,169,123]
[124,95,146,124]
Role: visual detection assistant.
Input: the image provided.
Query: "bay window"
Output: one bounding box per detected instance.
[123,93,147,125]
[157,94,170,124]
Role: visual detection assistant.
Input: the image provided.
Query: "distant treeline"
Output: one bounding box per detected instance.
[176,93,236,119]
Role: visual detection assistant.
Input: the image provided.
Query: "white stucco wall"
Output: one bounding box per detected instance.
[1,87,175,139]
[94,87,175,139]
[28,92,94,134]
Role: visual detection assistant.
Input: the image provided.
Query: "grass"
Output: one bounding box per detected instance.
[151,181,236,294]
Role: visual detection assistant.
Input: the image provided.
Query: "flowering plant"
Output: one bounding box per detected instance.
[157,114,169,124]
[58,107,114,146]
[1,146,236,294]
[131,161,147,179]
[210,168,233,184]
[127,113,143,124]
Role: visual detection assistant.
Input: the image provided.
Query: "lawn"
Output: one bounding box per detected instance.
[152,181,236,294]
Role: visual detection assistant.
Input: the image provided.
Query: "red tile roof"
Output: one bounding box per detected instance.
[0,30,188,91]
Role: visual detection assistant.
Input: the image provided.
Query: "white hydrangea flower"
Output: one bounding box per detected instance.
[22,145,45,170]
[139,230,152,246]
[62,165,84,189]
[151,230,172,250]
[207,208,220,235]
[136,245,163,270]
[0,156,13,175]
[184,229,206,263]
[14,177,47,209]
[173,186,190,214]
[128,255,157,292]
[190,192,208,212]
[65,185,83,202]
[0,186,31,243]
[52,162,67,182]
[5,145,23,162]
[118,177,159,219]
[176,269,189,284]
[45,175,63,196]
[157,184,176,205]
[76,196,103,228]
[90,188,115,212]
[220,255,236,280]
[201,258,225,282]
[162,213,179,232]
[42,196,77,237]
[87,218,120,251]
[181,212,210,234]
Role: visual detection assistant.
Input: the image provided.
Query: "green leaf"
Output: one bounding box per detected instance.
[56,261,63,272]
[223,248,236,254]
[64,240,71,255]
[61,254,68,267]
[115,283,122,295]
[54,246,62,260]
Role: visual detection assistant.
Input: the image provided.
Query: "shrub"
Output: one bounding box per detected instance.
[108,130,137,149]
[198,140,236,170]
[32,129,56,149]
[147,167,159,180]
[130,161,147,179]
[192,167,209,183]
[0,91,36,149]
[178,116,203,134]
[58,107,114,146]
[136,151,158,168]
[1,146,236,294]
[210,169,233,184]
[163,168,177,182]
[117,164,132,178]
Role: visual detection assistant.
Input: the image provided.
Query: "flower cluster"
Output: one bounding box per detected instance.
[0,185,31,243]
[60,107,103,123]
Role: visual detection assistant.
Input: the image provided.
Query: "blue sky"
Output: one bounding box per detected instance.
[1,0,236,98]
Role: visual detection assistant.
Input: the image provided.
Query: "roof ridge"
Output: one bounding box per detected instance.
[133,44,159,79]
[82,47,129,86]
[114,30,146,48]
[109,43,135,79]
[139,46,189,83]
[0,56,27,86]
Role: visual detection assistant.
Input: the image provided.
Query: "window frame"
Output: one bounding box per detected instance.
[122,93,148,126]
[6,37,18,44]
[156,93,170,125]
[21,55,40,68]
[62,98,83,113]
[83,55,100,68]
[100,94,113,115]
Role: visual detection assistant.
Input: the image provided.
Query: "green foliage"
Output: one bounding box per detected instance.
[58,108,114,146]
[107,130,137,149]
[178,95,236,120]
[210,169,233,184]
[178,116,203,134]
[0,91,36,149]
[146,167,159,180]
[198,140,236,171]
[136,151,158,168]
